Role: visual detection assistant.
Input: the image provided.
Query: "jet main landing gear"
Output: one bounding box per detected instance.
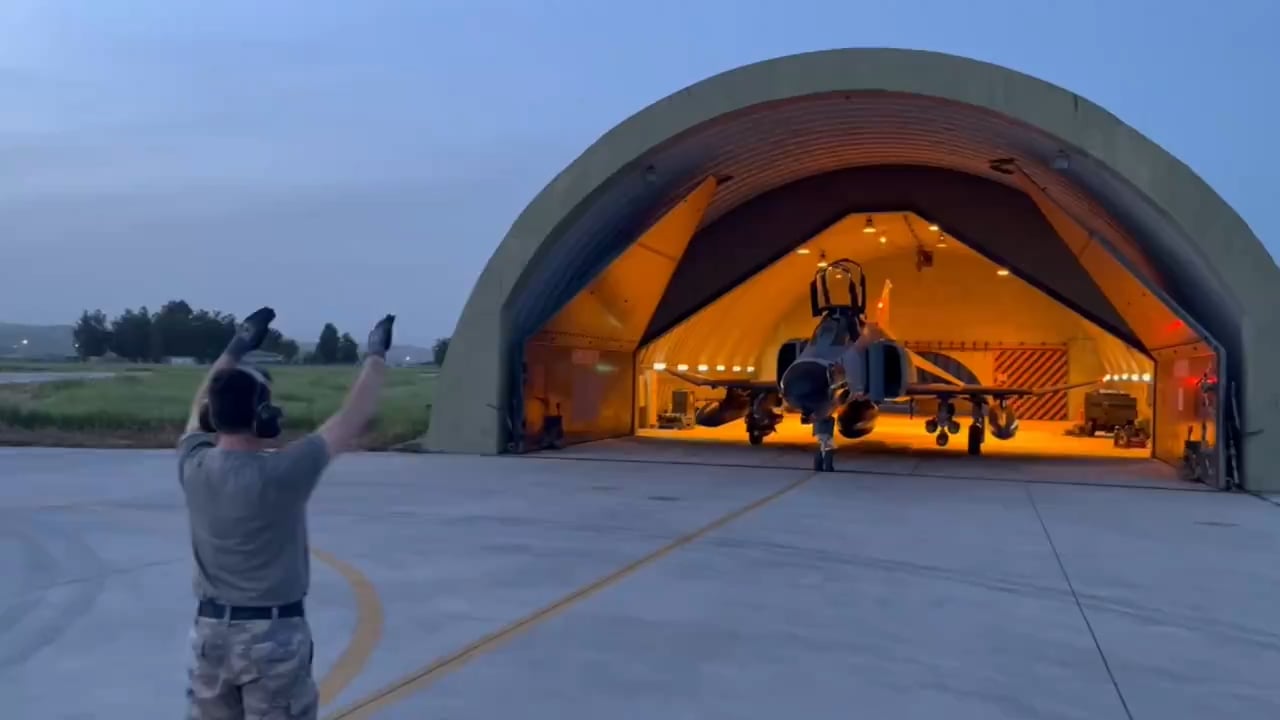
[923,397,986,455]
[967,399,986,456]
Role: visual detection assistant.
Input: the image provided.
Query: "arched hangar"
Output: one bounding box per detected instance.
[426,48,1279,492]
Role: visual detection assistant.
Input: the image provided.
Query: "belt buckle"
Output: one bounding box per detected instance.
[200,600,232,621]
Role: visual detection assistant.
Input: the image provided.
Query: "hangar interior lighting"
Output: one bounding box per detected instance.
[1102,372,1154,383]
[927,223,939,231]
[795,248,811,255]
[652,362,667,371]
[746,366,755,373]
[996,268,1010,276]
[697,363,709,371]
[862,216,877,233]
[732,365,742,372]
[936,232,948,247]
[715,364,726,371]
[676,363,689,371]
[879,235,887,245]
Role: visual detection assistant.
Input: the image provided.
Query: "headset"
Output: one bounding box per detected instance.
[197,365,284,439]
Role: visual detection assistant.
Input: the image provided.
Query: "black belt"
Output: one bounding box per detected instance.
[197,599,305,621]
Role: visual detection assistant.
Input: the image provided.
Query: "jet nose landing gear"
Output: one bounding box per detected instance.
[813,448,835,472]
[812,416,837,472]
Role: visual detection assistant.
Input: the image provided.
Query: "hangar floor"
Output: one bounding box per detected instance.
[8,446,1277,719]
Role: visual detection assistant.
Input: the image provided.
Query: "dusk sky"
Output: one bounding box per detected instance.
[2,0,1275,347]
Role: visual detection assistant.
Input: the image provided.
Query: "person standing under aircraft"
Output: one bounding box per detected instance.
[177,307,395,719]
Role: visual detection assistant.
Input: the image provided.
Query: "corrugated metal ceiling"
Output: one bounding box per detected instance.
[508,90,1217,360]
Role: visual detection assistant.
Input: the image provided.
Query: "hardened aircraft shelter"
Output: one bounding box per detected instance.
[426,48,1279,492]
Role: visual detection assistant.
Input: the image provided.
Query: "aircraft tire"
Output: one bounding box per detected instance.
[967,425,982,456]
[748,431,764,446]
[813,451,825,472]
[822,451,835,472]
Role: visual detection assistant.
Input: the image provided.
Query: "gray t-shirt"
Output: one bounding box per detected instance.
[177,431,331,606]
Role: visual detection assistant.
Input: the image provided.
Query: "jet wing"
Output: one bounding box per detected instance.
[663,368,777,392]
[903,378,1102,398]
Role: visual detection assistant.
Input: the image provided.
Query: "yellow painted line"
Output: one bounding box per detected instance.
[312,548,386,707]
[323,475,812,719]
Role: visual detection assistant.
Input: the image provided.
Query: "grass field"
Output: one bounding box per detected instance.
[0,363,435,450]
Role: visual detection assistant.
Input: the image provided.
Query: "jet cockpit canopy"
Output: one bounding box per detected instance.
[809,258,867,318]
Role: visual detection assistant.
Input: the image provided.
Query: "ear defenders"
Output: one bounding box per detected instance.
[198,366,284,439]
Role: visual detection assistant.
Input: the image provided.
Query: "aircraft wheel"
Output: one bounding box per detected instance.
[936,431,950,448]
[946,421,961,435]
[813,451,825,472]
[967,425,983,456]
[748,431,764,446]
[925,419,938,434]
[822,450,835,473]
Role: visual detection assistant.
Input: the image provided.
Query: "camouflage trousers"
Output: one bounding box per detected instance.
[185,615,318,720]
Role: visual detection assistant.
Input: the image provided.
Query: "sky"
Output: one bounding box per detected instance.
[1,0,1276,347]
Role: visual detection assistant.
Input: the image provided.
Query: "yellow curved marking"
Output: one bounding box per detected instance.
[323,475,810,719]
[312,548,385,707]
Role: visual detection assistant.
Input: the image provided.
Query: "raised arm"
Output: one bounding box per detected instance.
[183,307,277,434]
[316,314,395,455]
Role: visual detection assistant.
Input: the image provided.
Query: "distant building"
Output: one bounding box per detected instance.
[243,350,286,365]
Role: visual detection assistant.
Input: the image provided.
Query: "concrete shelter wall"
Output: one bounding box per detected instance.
[427,48,1279,491]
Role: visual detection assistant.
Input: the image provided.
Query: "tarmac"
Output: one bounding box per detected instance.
[2,441,1279,719]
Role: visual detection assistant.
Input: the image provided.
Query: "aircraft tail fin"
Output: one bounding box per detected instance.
[874,278,892,333]
[862,277,966,387]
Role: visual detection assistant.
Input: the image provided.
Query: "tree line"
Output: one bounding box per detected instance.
[77,301,337,364]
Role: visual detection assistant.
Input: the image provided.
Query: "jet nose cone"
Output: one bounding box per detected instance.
[781,361,830,413]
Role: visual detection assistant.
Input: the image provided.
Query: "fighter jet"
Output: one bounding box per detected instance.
[663,258,1100,472]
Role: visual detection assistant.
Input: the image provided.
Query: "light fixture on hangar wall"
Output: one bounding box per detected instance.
[862,216,877,233]
[935,232,948,248]
[816,250,829,268]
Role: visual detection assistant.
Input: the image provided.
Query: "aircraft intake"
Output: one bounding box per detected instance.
[864,340,911,401]
[837,399,878,439]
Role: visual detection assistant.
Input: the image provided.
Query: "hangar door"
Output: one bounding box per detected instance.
[994,348,1070,421]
